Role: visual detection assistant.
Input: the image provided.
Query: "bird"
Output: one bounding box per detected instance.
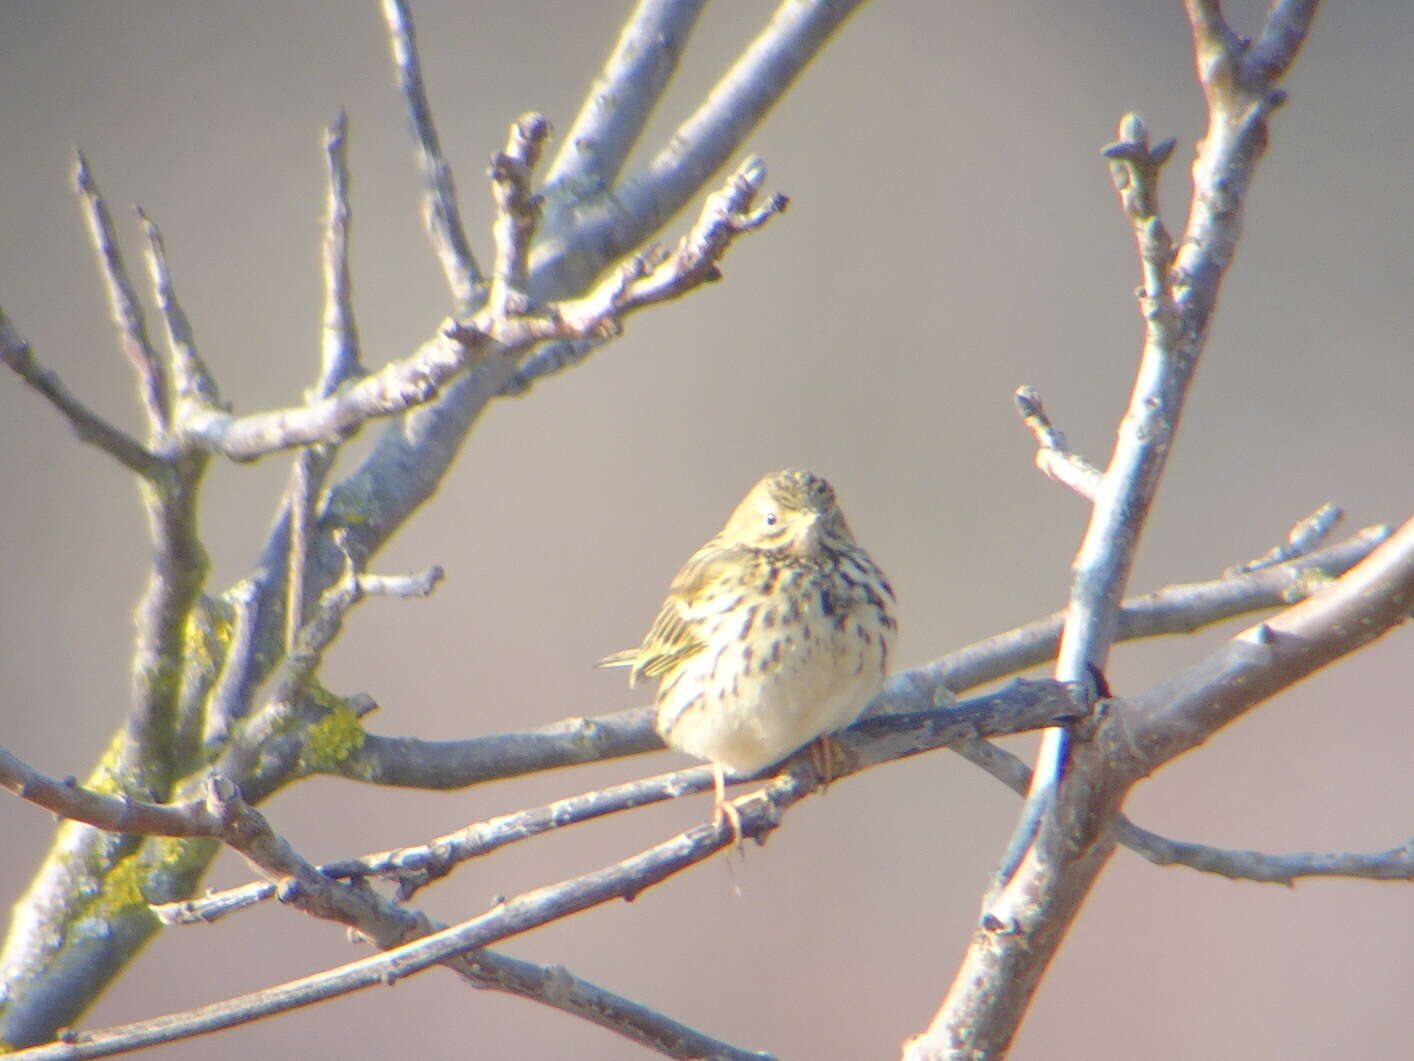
[599,469,896,839]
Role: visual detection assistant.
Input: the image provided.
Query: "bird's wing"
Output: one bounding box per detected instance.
[597,539,745,686]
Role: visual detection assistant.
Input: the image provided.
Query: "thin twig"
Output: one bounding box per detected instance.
[487,114,550,321]
[316,111,363,396]
[226,543,441,787]
[1226,502,1342,574]
[0,310,156,474]
[285,534,442,697]
[1128,514,1414,767]
[1013,386,1102,501]
[285,113,364,652]
[950,732,1414,886]
[1117,821,1414,884]
[902,522,1388,696]
[380,0,480,307]
[137,209,219,412]
[74,152,168,437]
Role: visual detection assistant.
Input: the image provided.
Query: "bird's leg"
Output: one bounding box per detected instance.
[808,734,846,792]
[711,763,744,849]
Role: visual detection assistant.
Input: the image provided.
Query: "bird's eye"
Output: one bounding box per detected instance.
[764,512,778,526]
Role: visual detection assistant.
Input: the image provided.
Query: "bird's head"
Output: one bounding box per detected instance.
[721,469,855,557]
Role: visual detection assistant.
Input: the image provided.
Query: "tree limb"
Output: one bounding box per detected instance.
[380,0,480,307]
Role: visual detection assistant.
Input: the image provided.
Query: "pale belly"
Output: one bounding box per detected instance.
[656,618,888,776]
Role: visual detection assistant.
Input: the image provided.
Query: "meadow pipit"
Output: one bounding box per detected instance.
[600,469,896,836]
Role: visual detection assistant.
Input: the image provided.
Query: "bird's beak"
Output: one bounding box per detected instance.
[789,513,823,555]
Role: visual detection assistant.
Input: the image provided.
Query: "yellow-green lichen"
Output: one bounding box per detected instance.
[182,595,234,681]
[325,475,377,526]
[1283,567,1336,604]
[300,702,367,772]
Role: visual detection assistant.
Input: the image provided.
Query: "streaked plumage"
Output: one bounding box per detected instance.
[600,469,896,830]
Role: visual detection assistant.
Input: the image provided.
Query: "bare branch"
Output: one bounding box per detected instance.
[165,680,1081,924]
[1246,0,1321,84]
[284,449,319,655]
[169,153,781,464]
[500,335,604,394]
[1227,502,1342,574]
[285,532,443,694]
[74,152,168,436]
[317,111,363,397]
[176,327,471,460]
[891,522,1388,698]
[1128,514,1414,768]
[463,951,780,1061]
[285,114,363,647]
[487,114,550,320]
[1117,821,1414,885]
[951,731,1414,886]
[981,0,1322,1012]
[294,524,1387,796]
[544,0,707,193]
[1102,112,1178,322]
[332,706,662,789]
[910,513,1410,1061]
[1000,105,1191,923]
[1013,386,1102,501]
[204,579,261,749]
[380,0,480,307]
[631,0,861,228]
[285,114,363,651]
[0,310,156,474]
[0,747,207,838]
[530,0,864,289]
[11,770,803,1061]
[9,676,1056,1061]
[137,209,219,411]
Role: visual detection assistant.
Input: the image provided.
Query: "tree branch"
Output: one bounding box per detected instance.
[291,523,1389,795]
[0,310,156,475]
[74,152,168,437]
[949,718,1414,886]
[1013,385,1102,501]
[543,0,707,194]
[159,147,781,464]
[1226,502,1343,574]
[530,0,864,291]
[137,210,219,413]
[487,114,549,320]
[884,521,1385,699]
[1116,820,1414,885]
[6,677,1077,1060]
[0,747,777,1061]
[1127,514,1414,767]
[380,0,480,307]
[0,7,820,1047]
[909,517,1409,1061]
[155,680,1080,924]
[914,4,1340,1045]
